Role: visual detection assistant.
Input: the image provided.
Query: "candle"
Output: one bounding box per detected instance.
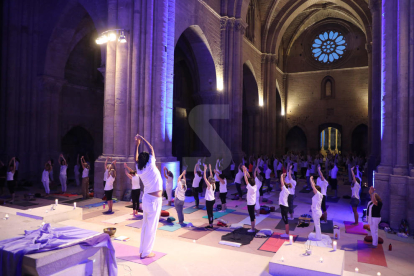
[333,241,337,251]
[289,235,293,245]
[74,202,77,209]
[320,257,323,263]
[55,199,58,205]
[377,273,381,276]
[41,222,45,226]
[5,214,9,219]
[355,268,359,273]
[281,256,284,262]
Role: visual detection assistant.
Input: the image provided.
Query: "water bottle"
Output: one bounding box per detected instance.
[103,203,106,209]
[389,243,392,251]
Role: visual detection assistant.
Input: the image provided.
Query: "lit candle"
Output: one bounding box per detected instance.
[355,268,359,273]
[41,221,45,226]
[377,273,381,276]
[5,214,9,219]
[333,241,337,251]
[55,199,58,205]
[281,256,284,262]
[74,202,76,209]
[320,257,323,263]
[289,235,293,245]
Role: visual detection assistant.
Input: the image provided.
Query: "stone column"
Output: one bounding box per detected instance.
[322,130,325,150]
[328,127,331,151]
[335,129,338,151]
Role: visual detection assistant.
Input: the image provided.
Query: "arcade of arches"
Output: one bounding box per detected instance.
[1,0,414,234]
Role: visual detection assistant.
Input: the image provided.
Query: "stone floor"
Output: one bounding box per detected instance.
[1,170,414,276]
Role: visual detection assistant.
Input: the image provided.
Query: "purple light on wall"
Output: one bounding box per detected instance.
[380,1,385,140]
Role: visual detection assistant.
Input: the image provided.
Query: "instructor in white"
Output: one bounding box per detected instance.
[134,134,163,259]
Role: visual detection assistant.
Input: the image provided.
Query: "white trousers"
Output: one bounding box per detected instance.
[59,174,67,192]
[166,186,173,201]
[370,217,381,246]
[43,180,50,194]
[75,173,80,186]
[312,210,323,241]
[255,192,260,210]
[140,193,162,257]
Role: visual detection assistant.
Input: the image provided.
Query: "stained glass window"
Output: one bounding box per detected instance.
[311,31,347,63]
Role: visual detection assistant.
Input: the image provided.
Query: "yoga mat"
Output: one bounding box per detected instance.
[126,220,144,229]
[202,209,235,219]
[225,201,244,208]
[62,198,90,204]
[221,227,256,245]
[184,197,195,203]
[53,193,78,197]
[162,205,173,210]
[326,196,340,203]
[299,188,312,193]
[275,218,299,231]
[113,242,166,265]
[357,240,388,267]
[12,201,38,207]
[258,233,298,253]
[275,205,297,212]
[158,222,189,232]
[315,220,334,233]
[82,200,118,208]
[309,205,329,212]
[179,224,217,240]
[83,210,110,220]
[344,221,368,235]
[237,214,269,226]
[102,213,136,224]
[183,205,205,214]
[385,232,414,244]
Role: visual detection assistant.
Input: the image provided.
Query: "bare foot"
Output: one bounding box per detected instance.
[140,252,155,259]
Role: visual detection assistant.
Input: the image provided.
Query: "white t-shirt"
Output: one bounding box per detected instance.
[192,173,202,188]
[214,170,221,182]
[351,182,360,199]
[277,162,283,170]
[255,176,262,192]
[205,184,215,201]
[74,165,80,175]
[246,183,257,205]
[105,175,115,190]
[312,191,323,213]
[330,166,338,179]
[234,170,243,184]
[175,182,186,201]
[166,177,173,189]
[131,175,140,190]
[317,178,329,196]
[60,165,67,176]
[287,178,296,195]
[7,171,14,181]
[303,161,308,168]
[265,168,272,179]
[310,164,315,174]
[41,170,49,182]
[219,178,227,193]
[135,155,163,194]
[103,169,109,181]
[82,168,89,178]
[279,185,290,207]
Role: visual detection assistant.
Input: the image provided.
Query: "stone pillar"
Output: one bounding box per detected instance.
[335,129,338,151]
[322,130,325,150]
[328,127,331,151]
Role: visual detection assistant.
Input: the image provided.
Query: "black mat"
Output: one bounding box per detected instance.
[62,198,90,204]
[12,201,39,207]
[326,196,340,203]
[315,219,334,233]
[221,227,257,245]
[275,205,297,212]
[299,188,312,193]
[275,218,298,231]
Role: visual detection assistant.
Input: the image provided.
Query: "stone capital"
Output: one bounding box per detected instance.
[227,18,235,30]
[220,17,228,30]
[235,19,247,35]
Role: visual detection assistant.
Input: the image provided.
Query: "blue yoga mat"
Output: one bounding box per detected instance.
[202,209,235,219]
[158,222,189,232]
[81,200,118,208]
[162,205,174,211]
[183,205,206,214]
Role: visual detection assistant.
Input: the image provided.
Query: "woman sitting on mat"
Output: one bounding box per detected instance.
[242,165,257,233]
[310,175,323,241]
[350,166,361,225]
[214,169,227,212]
[203,164,216,229]
[163,167,174,206]
[278,172,291,238]
[175,170,187,224]
[124,163,141,216]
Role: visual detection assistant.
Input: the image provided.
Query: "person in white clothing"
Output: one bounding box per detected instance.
[230,159,236,179]
[310,176,324,241]
[42,160,52,197]
[74,154,80,186]
[7,157,17,203]
[234,164,244,200]
[103,157,116,189]
[265,165,272,193]
[242,165,257,232]
[350,166,361,225]
[175,170,187,224]
[278,172,292,237]
[80,156,90,199]
[163,167,174,206]
[368,186,382,247]
[58,154,68,193]
[103,168,116,214]
[330,162,339,198]
[192,163,203,208]
[124,163,141,216]
[203,164,216,228]
[254,167,264,215]
[286,165,296,219]
[134,134,163,259]
[316,165,329,223]
[214,169,228,212]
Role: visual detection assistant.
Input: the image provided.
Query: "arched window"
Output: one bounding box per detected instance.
[245,0,256,43]
[321,76,335,99]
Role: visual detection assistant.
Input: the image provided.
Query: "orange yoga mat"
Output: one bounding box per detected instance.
[258,232,298,253]
[357,240,388,267]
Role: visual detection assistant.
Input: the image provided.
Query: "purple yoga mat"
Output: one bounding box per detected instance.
[126,220,144,229]
[344,221,368,235]
[113,242,166,265]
